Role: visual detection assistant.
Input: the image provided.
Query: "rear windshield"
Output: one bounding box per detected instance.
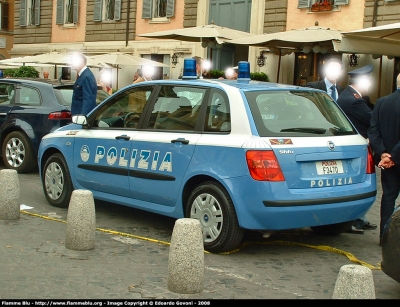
[54,88,110,107]
[245,90,357,137]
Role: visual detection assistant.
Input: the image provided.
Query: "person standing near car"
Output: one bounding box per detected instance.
[306,57,344,101]
[336,64,377,232]
[368,73,400,246]
[337,64,374,139]
[70,52,97,116]
[133,65,154,83]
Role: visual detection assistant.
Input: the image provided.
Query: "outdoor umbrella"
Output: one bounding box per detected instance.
[334,22,400,97]
[89,52,169,67]
[335,22,400,57]
[137,22,251,43]
[137,22,252,66]
[0,52,106,78]
[0,56,38,65]
[88,52,169,88]
[229,23,342,81]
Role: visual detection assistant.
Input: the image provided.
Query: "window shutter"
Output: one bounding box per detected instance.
[20,0,27,26]
[56,0,63,24]
[166,0,175,17]
[2,2,9,30]
[73,0,79,23]
[34,0,41,25]
[93,0,102,21]
[334,0,349,4]
[142,0,152,19]
[298,0,311,8]
[114,0,121,20]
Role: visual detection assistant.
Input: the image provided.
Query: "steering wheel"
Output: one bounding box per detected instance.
[124,112,141,128]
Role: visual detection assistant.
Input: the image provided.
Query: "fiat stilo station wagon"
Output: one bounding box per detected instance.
[38,60,377,253]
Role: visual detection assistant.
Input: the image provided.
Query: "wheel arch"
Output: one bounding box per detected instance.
[181,174,236,216]
[39,147,64,177]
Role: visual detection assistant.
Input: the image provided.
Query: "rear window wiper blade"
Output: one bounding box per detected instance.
[280,127,326,134]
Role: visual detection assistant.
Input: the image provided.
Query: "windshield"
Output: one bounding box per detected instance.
[245,90,356,137]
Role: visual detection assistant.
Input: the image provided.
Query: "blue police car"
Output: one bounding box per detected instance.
[38,60,377,253]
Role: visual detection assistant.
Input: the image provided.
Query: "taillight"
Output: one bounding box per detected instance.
[48,111,72,120]
[246,150,285,181]
[366,145,376,174]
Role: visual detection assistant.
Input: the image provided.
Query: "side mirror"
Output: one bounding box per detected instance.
[72,115,88,126]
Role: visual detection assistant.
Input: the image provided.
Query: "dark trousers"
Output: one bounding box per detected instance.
[380,166,400,237]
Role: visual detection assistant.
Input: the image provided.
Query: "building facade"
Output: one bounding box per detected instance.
[0,0,14,60]
[3,0,400,100]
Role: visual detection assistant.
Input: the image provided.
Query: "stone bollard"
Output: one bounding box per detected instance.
[0,169,20,220]
[65,189,96,251]
[167,218,204,294]
[332,264,375,299]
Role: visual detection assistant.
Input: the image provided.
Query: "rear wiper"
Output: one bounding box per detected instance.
[329,127,354,135]
[280,127,326,134]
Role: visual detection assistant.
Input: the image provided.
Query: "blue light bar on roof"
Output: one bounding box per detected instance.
[237,61,251,81]
[182,58,197,79]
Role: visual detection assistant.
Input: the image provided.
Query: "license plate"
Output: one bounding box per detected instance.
[316,160,344,175]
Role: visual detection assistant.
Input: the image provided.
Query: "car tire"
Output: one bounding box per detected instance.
[2,131,36,173]
[186,181,244,253]
[310,220,354,235]
[42,153,73,208]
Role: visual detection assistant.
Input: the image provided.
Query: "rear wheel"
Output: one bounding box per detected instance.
[42,153,73,208]
[2,131,36,173]
[310,220,354,235]
[186,181,244,253]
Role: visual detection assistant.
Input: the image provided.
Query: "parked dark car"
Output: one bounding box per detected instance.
[0,78,109,173]
[381,206,400,283]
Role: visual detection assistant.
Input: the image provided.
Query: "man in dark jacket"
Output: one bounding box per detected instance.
[336,64,374,139]
[70,52,97,116]
[306,57,344,101]
[368,73,400,245]
[337,64,377,232]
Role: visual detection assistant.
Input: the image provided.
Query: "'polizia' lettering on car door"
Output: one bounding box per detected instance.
[81,145,173,172]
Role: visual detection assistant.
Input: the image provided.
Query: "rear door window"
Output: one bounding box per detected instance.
[146,85,207,131]
[0,84,15,105]
[16,86,41,106]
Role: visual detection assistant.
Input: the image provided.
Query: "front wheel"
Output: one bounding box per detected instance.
[186,181,244,253]
[42,153,73,208]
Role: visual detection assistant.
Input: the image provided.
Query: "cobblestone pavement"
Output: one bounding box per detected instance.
[0,168,400,300]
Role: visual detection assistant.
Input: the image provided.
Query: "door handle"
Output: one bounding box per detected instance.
[171,138,189,145]
[116,135,130,141]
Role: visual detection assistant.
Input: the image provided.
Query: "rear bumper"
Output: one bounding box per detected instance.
[263,190,376,207]
[225,174,377,230]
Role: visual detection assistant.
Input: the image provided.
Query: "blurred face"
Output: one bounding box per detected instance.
[142,65,154,79]
[355,76,372,93]
[202,60,211,72]
[100,71,111,84]
[43,72,49,78]
[225,68,238,80]
[324,61,342,83]
[70,53,85,72]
